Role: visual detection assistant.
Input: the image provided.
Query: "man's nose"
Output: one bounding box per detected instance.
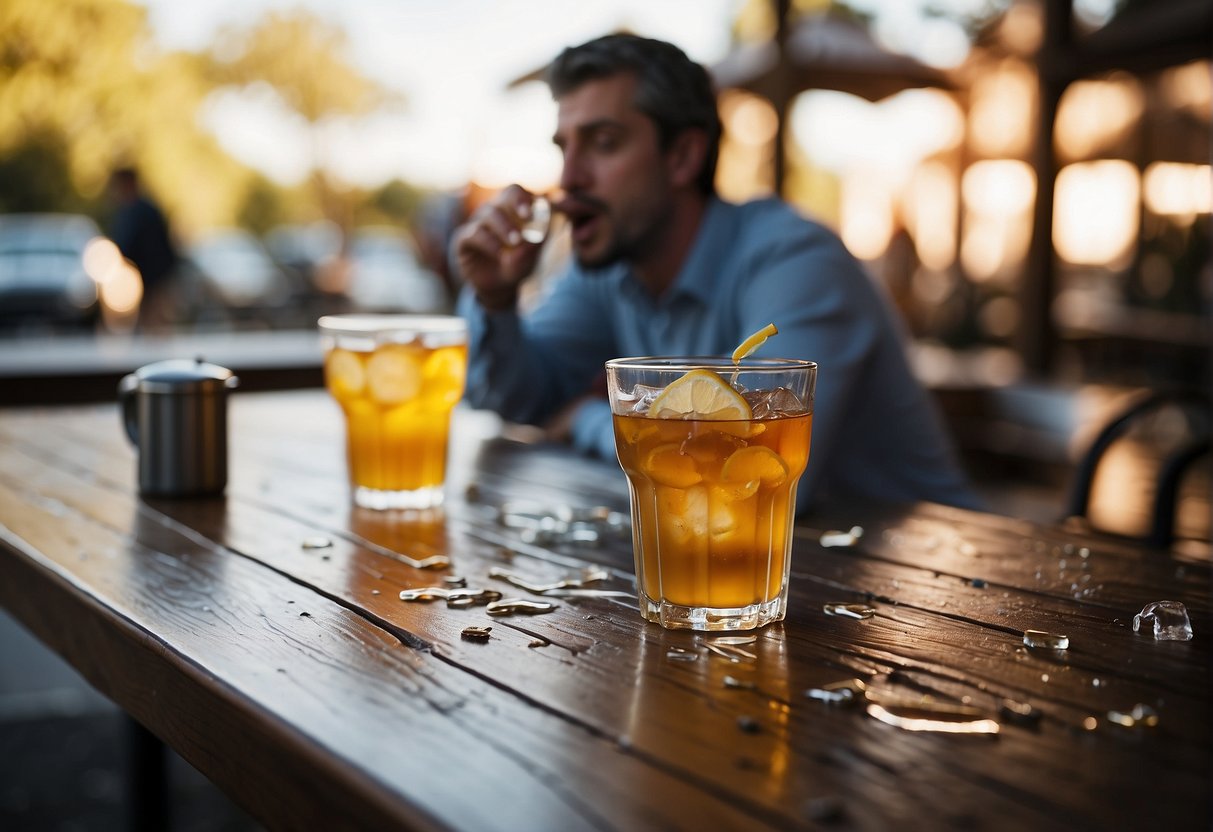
[559,150,591,193]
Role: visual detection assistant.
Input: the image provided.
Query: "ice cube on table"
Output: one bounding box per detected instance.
[1132,600,1193,641]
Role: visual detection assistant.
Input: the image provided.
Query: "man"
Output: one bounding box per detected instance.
[108,167,179,330]
[453,34,978,513]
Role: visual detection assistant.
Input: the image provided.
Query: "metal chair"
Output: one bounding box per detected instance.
[1064,387,1211,548]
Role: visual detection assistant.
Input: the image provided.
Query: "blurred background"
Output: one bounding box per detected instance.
[0,0,1209,826]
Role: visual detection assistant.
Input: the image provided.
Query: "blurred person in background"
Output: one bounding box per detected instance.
[108,167,180,332]
[453,34,978,513]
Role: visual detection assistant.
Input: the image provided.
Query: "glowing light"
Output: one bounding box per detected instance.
[969,60,1035,158]
[1056,76,1144,161]
[963,160,1036,217]
[999,2,1043,54]
[961,216,1007,281]
[720,89,777,146]
[99,261,144,315]
[82,237,125,284]
[840,173,894,261]
[1159,61,1213,118]
[960,160,1036,281]
[1143,163,1212,217]
[906,162,957,270]
[1054,160,1140,266]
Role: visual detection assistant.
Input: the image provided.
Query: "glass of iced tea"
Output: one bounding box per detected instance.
[319,314,467,510]
[605,356,815,631]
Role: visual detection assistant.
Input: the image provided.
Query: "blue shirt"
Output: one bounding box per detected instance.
[458,196,979,513]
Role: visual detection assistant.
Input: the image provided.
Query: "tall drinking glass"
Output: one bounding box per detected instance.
[319,314,467,510]
[605,357,815,631]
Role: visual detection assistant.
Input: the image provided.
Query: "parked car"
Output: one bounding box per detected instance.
[346,228,448,314]
[186,229,294,323]
[265,221,342,288]
[0,213,101,329]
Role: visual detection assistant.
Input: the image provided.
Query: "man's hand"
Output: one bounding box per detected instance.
[452,185,545,311]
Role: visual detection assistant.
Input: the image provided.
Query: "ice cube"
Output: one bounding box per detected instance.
[744,386,806,419]
[1131,600,1193,641]
[626,384,665,416]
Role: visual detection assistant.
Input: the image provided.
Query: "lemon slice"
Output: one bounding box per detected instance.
[650,369,751,420]
[641,443,704,488]
[366,345,424,405]
[731,323,778,363]
[422,346,467,406]
[721,445,788,487]
[325,349,366,399]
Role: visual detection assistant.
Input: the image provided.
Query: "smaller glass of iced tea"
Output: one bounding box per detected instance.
[319,314,467,510]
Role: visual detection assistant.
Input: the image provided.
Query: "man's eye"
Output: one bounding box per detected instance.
[593,135,619,152]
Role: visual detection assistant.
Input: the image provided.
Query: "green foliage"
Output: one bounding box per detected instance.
[211,10,396,125]
[368,180,426,224]
[0,0,403,236]
[238,174,289,236]
[0,131,94,215]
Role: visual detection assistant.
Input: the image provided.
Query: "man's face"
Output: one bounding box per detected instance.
[553,73,674,269]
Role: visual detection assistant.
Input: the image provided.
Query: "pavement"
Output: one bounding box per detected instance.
[0,608,260,832]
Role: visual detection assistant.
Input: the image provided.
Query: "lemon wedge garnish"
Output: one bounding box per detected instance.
[650,368,751,420]
[731,323,778,363]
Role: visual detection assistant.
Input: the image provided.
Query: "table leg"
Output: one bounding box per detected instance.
[125,714,169,832]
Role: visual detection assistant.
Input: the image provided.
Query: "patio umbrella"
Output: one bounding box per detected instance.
[711,11,954,191]
[710,11,954,104]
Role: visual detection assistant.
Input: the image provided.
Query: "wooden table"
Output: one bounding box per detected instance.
[1,390,1208,831]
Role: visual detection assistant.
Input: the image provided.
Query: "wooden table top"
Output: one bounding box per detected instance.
[0,389,1208,831]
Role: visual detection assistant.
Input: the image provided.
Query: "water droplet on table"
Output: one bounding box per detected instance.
[704,642,757,663]
[1107,703,1159,728]
[823,602,876,619]
[865,702,1000,735]
[999,699,1042,725]
[805,678,868,706]
[1023,630,1069,649]
[485,598,559,617]
[1132,601,1193,641]
[666,646,698,662]
[723,675,756,690]
[301,536,333,550]
[820,526,863,548]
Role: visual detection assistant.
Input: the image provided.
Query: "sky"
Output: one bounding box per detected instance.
[139,0,739,189]
[136,0,1118,192]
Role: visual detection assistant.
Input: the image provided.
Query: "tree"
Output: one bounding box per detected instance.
[210,10,399,237]
[0,0,259,231]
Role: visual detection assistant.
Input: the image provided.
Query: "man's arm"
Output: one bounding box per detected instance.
[458,268,617,428]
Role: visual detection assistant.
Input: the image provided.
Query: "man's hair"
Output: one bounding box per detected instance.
[545,34,721,196]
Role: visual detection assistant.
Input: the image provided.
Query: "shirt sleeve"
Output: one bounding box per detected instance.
[732,221,882,515]
[457,271,617,427]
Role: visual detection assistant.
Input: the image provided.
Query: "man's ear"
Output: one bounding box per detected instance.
[665,129,709,189]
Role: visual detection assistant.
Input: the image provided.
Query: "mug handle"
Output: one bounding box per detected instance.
[118,374,139,446]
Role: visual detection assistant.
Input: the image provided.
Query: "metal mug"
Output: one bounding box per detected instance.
[119,358,239,497]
